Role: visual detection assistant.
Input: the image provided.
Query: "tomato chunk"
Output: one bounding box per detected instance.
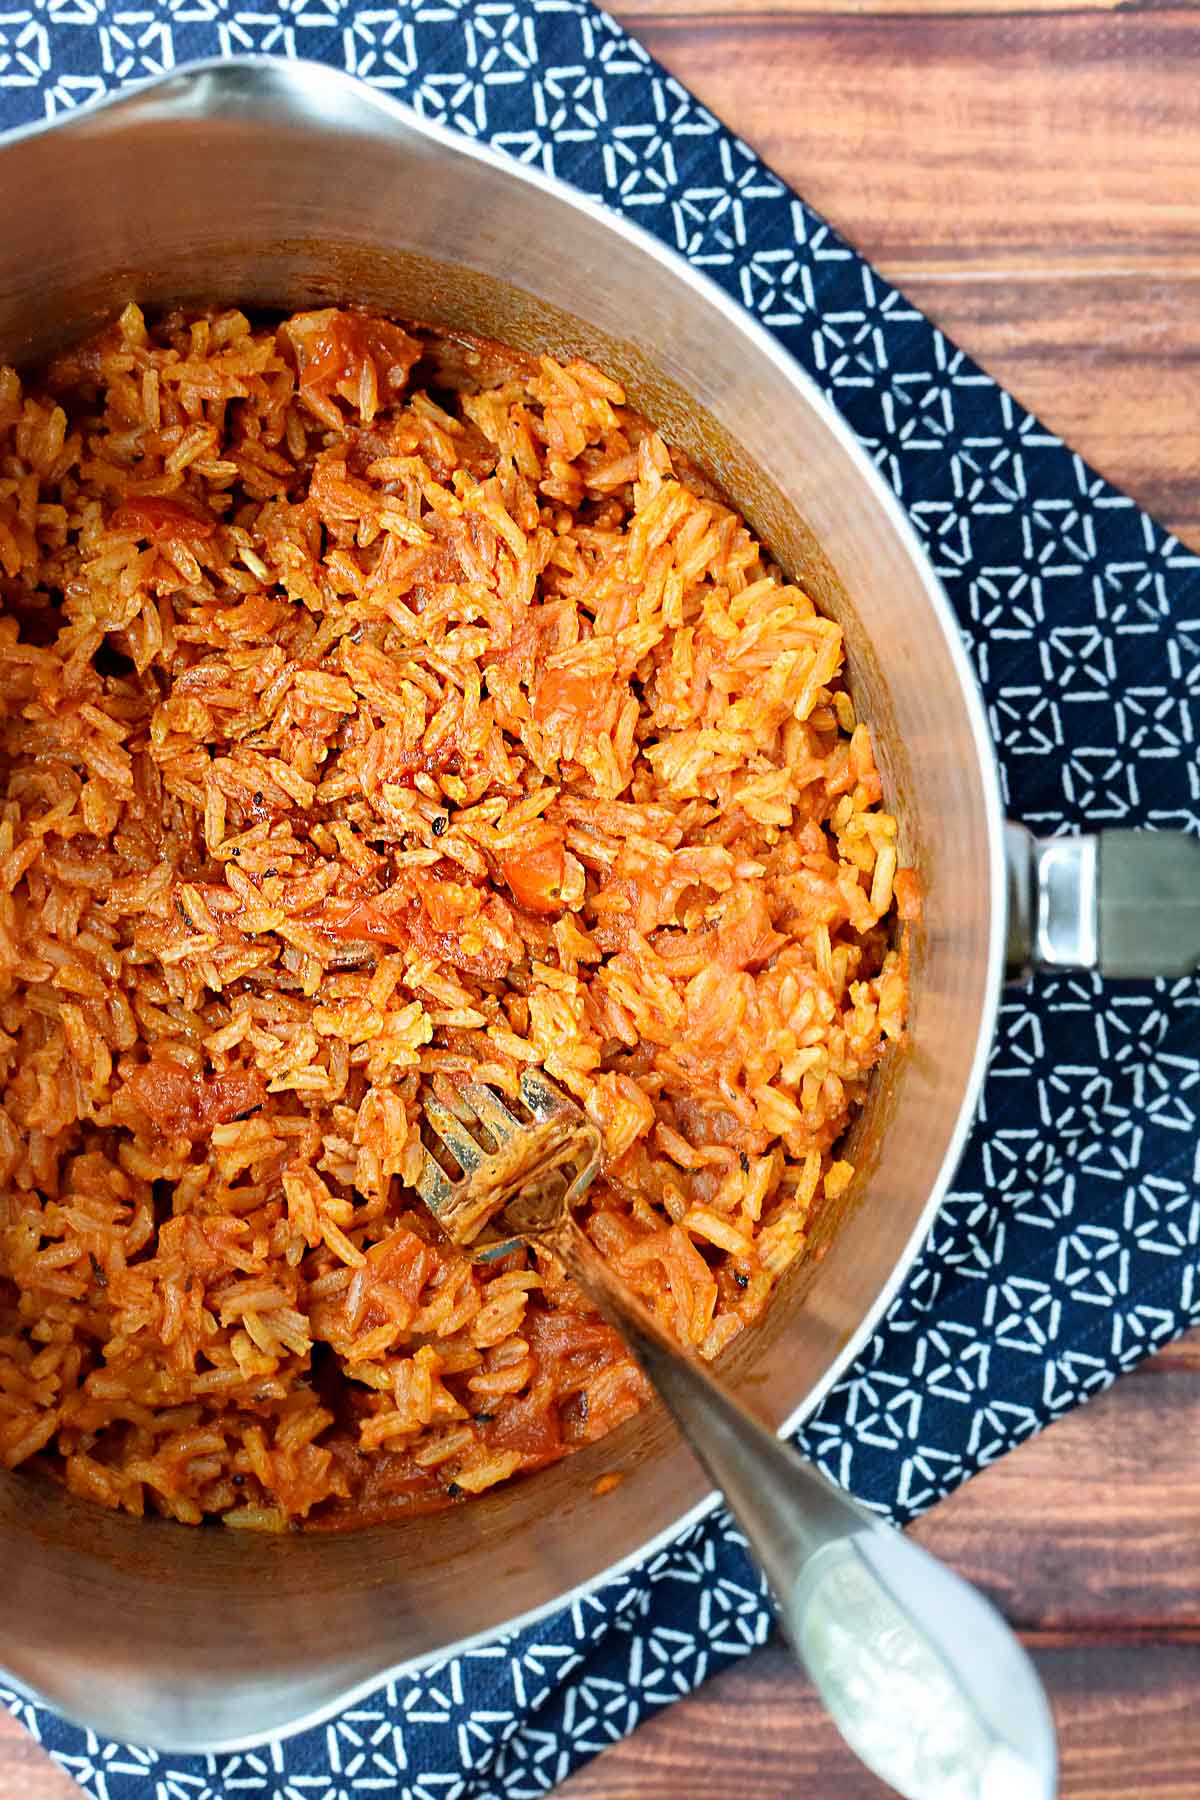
[317,896,409,949]
[497,835,565,914]
[125,1057,264,1138]
[109,496,215,546]
[533,669,598,726]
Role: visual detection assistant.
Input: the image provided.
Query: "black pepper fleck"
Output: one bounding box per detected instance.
[738,1151,750,1174]
[734,1271,750,1290]
[446,1480,463,1498]
[232,1473,245,1487]
[432,814,447,837]
[474,1410,494,1424]
[254,791,264,805]
[263,868,278,879]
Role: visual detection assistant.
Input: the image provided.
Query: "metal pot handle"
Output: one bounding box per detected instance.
[1005,825,1200,980]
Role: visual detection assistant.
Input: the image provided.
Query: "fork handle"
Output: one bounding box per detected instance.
[552,1218,1057,1800]
[551,1217,856,1557]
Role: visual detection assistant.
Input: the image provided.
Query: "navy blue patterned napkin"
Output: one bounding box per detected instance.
[2,5,1198,1795]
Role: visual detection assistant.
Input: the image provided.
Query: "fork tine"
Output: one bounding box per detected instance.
[423,1097,485,1174]
[416,1145,455,1216]
[519,1067,572,1121]
[415,1070,599,1250]
[460,1082,523,1146]
[471,1233,524,1264]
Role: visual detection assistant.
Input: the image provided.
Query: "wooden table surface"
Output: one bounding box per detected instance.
[3,3,1199,1797]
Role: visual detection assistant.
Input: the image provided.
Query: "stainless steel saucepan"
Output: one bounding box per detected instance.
[0,56,1196,1754]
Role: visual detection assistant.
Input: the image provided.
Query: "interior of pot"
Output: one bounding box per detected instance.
[0,60,1004,1750]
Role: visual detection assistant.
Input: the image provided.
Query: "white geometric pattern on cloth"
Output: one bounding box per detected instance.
[1,3,1198,1795]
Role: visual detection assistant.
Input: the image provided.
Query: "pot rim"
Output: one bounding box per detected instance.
[0,54,1008,1748]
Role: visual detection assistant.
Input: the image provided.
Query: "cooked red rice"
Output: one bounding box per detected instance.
[0,306,914,1529]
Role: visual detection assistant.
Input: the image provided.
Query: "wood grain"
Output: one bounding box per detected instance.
[1148,1335,1200,1374]
[558,1641,1200,1799]
[897,274,1200,546]
[616,4,1200,546]
[637,0,1132,15]
[621,7,1200,270]
[908,1367,1200,1633]
[0,1713,76,1800]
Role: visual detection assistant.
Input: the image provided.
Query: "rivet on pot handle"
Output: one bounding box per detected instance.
[1005,825,1200,981]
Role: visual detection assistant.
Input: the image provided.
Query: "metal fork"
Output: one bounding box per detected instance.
[416,1069,602,1253]
[417,1074,1058,1800]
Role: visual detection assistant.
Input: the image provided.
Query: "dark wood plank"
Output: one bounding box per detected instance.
[1146,1335,1200,1374]
[619,5,1200,273]
[907,1364,1200,1632]
[634,0,1131,14]
[614,7,1200,545]
[0,1712,76,1800]
[559,1639,1200,1798]
[898,273,1200,548]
